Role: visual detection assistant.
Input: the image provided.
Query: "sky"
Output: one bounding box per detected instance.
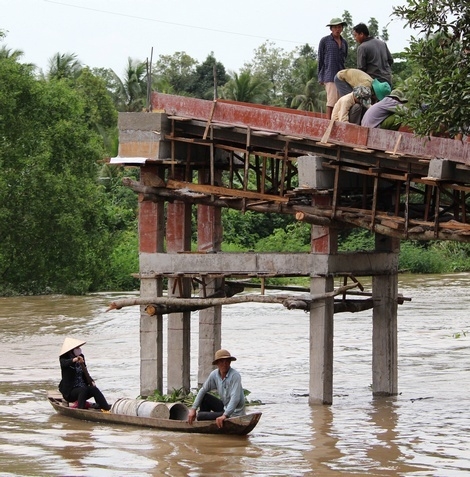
[1,0,417,77]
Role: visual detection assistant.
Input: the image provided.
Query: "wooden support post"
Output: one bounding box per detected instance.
[434,187,441,238]
[371,160,379,228]
[404,169,411,238]
[243,127,251,191]
[462,191,467,224]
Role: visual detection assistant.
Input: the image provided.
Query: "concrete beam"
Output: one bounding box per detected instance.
[139,251,399,277]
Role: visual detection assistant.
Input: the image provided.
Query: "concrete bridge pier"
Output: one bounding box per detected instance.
[372,235,399,396]
[166,169,192,393]
[138,166,165,397]
[309,195,337,405]
[305,159,400,404]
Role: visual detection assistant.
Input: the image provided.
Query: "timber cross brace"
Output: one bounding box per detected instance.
[109,93,469,405]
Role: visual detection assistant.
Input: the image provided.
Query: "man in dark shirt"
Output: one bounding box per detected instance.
[352,23,393,87]
[318,17,348,119]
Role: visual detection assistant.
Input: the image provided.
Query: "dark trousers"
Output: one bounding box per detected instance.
[196,393,225,421]
[349,104,367,125]
[68,385,111,410]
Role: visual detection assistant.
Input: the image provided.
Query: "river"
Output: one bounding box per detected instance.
[1,273,469,476]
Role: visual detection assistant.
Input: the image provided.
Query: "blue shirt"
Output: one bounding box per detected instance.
[318,34,348,83]
[192,367,246,417]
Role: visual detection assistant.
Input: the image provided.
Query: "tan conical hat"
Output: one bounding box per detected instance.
[60,337,86,356]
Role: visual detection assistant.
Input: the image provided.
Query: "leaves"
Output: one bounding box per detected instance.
[393,0,470,136]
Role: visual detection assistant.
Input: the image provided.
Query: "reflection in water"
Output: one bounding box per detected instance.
[304,406,341,475]
[1,275,470,475]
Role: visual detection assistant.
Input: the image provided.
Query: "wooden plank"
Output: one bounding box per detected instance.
[166,179,289,202]
[319,119,336,145]
[203,100,217,140]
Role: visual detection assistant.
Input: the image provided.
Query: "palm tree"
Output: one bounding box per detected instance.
[112,58,147,112]
[46,52,82,80]
[0,45,25,61]
[289,55,324,112]
[220,70,270,104]
[291,78,324,112]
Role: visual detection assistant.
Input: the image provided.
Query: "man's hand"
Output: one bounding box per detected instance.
[187,408,197,425]
[215,414,227,428]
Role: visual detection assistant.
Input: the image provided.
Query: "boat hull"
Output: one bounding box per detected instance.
[47,392,261,435]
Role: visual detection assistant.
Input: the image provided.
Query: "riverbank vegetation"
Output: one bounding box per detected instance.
[1,1,469,295]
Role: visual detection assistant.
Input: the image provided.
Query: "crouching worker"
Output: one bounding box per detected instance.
[58,337,111,411]
[188,349,246,428]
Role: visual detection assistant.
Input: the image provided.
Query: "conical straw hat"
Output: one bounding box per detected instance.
[60,337,86,356]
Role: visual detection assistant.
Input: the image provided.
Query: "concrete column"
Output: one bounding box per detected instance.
[139,166,165,396]
[309,195,337,405]
[166,169,192,393]
[372,235,400,396]
[197,170,223,384]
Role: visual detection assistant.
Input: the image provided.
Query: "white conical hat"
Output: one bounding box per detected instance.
[60,337,86,356]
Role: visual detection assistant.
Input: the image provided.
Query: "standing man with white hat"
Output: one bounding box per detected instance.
[58,337,111,411]
[188,349,245,428]
[318,17,349,119]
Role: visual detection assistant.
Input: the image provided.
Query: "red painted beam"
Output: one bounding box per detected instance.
[151,93,470,167]
[152,93,369,149]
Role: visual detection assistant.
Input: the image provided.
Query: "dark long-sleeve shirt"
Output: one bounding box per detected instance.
[318,34,348,83]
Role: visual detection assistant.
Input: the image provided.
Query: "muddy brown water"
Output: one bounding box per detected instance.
[1,273,470,476]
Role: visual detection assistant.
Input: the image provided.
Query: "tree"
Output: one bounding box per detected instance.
[113,57,148,112]
[288,45,324,112]
[393,0,470,137]
[46,52,82,80]
[243,40,295,106]
[153,51,198,96]
[0,45,25,62]
[220,70,270,103]
[0,57,113,294]
[188,52,228,99]
[74,67,118,153]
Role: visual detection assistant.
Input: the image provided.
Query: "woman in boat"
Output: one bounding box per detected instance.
[187,349,245,428]
[58,337,111,411]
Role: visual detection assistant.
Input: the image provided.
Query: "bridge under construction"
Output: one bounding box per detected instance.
[110,93,470,404]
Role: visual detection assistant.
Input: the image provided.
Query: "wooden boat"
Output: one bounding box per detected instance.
[47,392,261,435]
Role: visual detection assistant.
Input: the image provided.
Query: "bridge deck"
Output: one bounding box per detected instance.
[116,93,470,242]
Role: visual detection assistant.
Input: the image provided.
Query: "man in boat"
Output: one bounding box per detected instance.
[187,349,246,428]
[58,337,111,411]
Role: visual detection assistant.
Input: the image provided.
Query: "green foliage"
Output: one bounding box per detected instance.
[339,228,375,251]
[103,229,139,291]
[46,52,82,80]
[187,52,228,99]
[393,0,470,136]
[153,51,198,96]
[288,45,324,112]
[255,223,311,252]
[220,70,271,104]
[222,209,294,249]
[242,40,295,107]
[0,57,117,294]
[144,387,262,407]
